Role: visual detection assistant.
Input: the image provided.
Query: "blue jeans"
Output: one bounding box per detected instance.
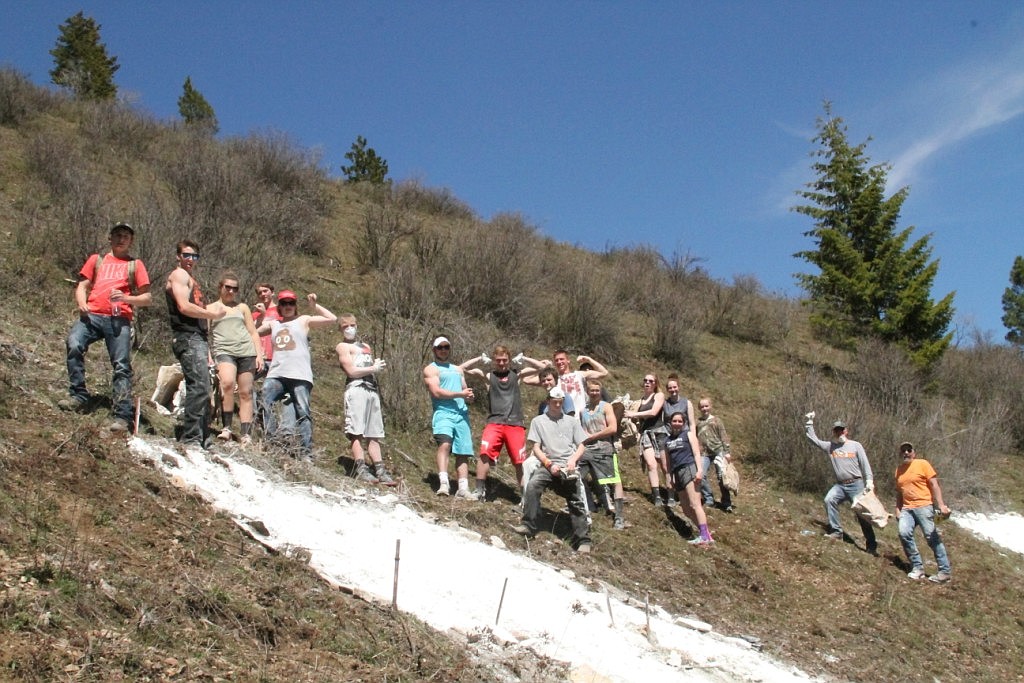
[898,506,951,574]
[66,314,133,421]
[824,480,876,547]
[262,377,313,457]
[172,333,211,445]
[699,453,732,507]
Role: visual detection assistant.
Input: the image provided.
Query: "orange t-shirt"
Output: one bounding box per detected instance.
[895,458,937,509]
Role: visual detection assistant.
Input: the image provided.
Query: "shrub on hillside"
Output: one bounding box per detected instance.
[0,68,67,126]
[355,198,421,272]
[394,178,475,219]
[534,255,622,360]
[80,100,163,156]
[708,275,793,345]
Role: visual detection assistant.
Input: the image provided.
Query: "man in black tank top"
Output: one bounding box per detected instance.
[462,345,547,500]
[165,239,224,448]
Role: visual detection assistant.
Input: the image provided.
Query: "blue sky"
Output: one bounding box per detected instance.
[4,2,1023,341]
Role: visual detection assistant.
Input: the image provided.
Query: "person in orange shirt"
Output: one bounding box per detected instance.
[895,442,952,584]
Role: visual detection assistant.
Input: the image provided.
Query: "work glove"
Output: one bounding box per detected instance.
[374,358,387,372]
[864,480,874,494]
[480,352,491,364]
[804,411,815,426]
[512,352,525,365]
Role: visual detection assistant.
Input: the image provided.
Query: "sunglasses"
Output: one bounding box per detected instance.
[223,285,239,292]
[643,379,655,384]
[436,345,451,350]
[180,252,200,260]
[278,300,297,306]
[900,447,914,454]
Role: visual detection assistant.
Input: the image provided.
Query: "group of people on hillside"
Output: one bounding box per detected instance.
[61,223,954,577]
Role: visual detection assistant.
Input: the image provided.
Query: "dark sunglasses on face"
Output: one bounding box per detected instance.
[279,300,297,306]
[436,345,451,350]
[901,447,914,454]
[223,285,239,292]
[180,253,200,261]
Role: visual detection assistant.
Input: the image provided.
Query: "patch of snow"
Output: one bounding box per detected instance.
[130,437,821,682]
[953,511,1024,556]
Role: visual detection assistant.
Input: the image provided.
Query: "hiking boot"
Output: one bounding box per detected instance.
[823,530,843,540]
[577,543,592,554]
[239,434,253,447]
[650,492,664,507]
[58,396,90,413]
[928,571,951,584]
[354,463,378,484]
[907,567,926,580]
[107,418,130,433]
[374,463,397,487]
[665,495,679,508]
[511,524,535,538]
[613,517,626,530]
[217,427,233,441]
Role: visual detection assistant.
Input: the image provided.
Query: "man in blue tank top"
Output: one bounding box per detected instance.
[423,336,475,497]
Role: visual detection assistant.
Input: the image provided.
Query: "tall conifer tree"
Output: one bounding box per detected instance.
[1002,256,1024,345]
[794,104,954,367]
[178,76,219,134]
[49,12,119,100]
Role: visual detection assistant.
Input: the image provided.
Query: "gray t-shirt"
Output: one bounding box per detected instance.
[267,318,313,384]
[527,411,586,467]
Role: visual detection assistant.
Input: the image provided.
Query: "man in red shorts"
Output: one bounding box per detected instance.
[462,345,547,500]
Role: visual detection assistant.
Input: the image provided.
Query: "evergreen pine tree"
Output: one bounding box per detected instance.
[49,12,119,100]
[794,104,954,367]
[178,76,219,134]
[341,135,389,184]
[1002,256,1024,345]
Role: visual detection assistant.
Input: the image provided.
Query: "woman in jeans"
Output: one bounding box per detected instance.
[207,272,264,445]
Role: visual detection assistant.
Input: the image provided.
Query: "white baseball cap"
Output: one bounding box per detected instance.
[432,336,451,348]
[548,387,565,400]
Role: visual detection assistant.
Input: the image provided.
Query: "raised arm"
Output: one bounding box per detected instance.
[304,293,338,330]
[577,355,608,379]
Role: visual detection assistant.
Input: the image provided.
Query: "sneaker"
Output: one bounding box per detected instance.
[722,505,735,513]
[354,463,378,484]
[928,571,951,584]
[217,427,233,441]
[613,517,626,530]
[511,524,534,538]
[436,484,451,496]
[651,493,664,507]
[374,464,397,487]
[455,488,478,500]
[107,418,130,433]
[577,543,592,554]
[239,434,253,447]
[688,536,715,548]
[823,530,843,540]
[58,397,89,413]
[866,543,879,557]
[665,497,679,508]
[907,567,926,580]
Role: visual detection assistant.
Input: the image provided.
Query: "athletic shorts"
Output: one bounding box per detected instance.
[672,463,699,492]
[432,409,473,456]
[344,383,384,439]
[479,423,527,464]
[215,354,257,375]
[580,442,620,485]
[640,430,668,452]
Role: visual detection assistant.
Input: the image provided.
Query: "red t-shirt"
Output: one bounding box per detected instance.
[257,304,280,360]
[80,253,151,321]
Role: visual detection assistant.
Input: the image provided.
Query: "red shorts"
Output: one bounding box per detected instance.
[479,423,527,465]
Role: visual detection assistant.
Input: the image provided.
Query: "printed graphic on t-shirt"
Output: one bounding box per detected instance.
[273,327,296,351]
[560,373,584,399]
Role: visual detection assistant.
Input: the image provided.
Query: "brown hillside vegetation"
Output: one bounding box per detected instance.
[2,69,1024,681]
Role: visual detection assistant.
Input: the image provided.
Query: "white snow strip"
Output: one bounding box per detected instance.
[130,436,822,682]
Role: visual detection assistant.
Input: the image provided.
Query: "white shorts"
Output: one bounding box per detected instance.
[344,384,384,439]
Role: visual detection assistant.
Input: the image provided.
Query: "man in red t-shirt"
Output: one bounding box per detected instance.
[61,223,153,431]
[252,282,279,372]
